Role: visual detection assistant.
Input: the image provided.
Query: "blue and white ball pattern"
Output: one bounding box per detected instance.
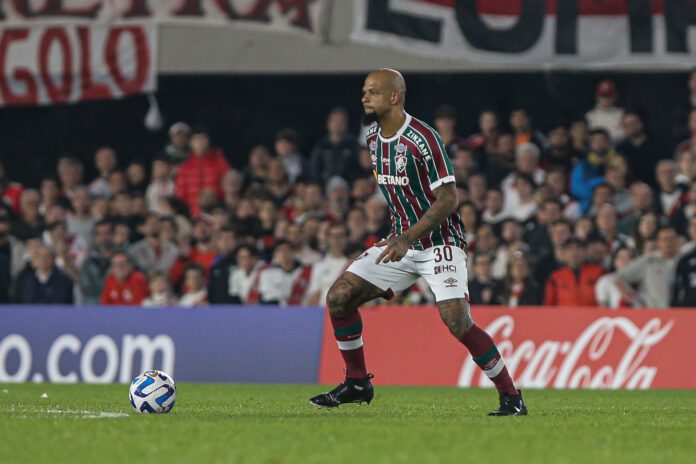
[129,370,176,414]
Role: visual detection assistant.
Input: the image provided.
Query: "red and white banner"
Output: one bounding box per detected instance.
[352,0,696,70]
[318,306,696,389]
[0,25,156,106]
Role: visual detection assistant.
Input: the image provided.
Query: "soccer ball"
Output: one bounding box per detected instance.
[129,370,176,414]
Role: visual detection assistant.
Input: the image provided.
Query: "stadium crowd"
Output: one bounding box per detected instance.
[2,75,696,309]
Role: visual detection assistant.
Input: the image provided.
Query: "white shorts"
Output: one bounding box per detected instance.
[346,245,469,303]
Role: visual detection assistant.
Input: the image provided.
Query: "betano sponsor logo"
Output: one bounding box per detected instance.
[458,316,673,390]
[377,174,410,186]
[0,333,175,384]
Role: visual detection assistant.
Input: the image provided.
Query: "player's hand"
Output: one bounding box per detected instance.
[375,235,410,264]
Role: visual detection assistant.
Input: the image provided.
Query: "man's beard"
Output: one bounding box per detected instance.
[362,112,378,126]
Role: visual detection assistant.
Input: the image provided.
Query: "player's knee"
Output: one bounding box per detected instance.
[439,299,473,339]
[326,279,356,317]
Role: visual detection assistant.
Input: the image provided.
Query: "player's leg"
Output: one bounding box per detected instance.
[417,245,527,416]
[436,298,526,416]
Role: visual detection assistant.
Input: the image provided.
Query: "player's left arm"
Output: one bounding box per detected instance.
[375,182,457,264]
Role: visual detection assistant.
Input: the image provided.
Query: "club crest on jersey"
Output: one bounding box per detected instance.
[369,141,377,165]
[394,143,408,172]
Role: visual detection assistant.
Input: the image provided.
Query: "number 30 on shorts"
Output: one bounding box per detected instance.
[433,246,453,263]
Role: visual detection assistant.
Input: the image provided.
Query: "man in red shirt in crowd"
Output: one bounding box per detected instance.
[175,126,230,216]
[544,236,604,306]
[0,161,24,215]
[100,250,149,305]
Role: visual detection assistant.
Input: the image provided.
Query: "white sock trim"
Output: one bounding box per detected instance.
[484,358,506,379]
[337,337,363,351]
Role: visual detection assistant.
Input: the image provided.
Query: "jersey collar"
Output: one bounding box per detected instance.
[378,113,411,143]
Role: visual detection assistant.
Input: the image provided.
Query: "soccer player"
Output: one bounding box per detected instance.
[309,69,527,416]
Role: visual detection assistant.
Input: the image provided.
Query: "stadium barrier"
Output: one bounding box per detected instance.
[1,306,694,389]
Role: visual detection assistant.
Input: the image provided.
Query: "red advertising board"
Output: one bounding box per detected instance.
[318,306,696,389]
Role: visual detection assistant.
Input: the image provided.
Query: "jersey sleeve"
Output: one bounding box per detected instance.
[420,126,455,190]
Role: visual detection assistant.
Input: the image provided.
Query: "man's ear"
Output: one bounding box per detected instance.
[390,91,399,105]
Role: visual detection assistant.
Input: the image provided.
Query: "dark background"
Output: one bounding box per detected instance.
[1,72,688,187]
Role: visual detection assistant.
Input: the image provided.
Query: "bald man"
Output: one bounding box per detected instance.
[310,69,527,416]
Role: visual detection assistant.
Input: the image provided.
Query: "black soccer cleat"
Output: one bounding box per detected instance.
[309,374,374,408]
[488,389,528,416]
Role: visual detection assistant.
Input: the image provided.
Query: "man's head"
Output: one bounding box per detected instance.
[656,226,679,259]
[656,160,677,193]
[193,216,213,243]
[515,143,540,174]
[479,110,498,134]
[92,220,113,251]
[485,188,504,214]
[215,226,237,257]
[589,128,611,157]
[57,157,83,189]
[33,244,55,274]
[595,79,617,108]
[501,219,524,244]
[563,237,585,268]
[550,220,572,248]
[542,198,563,224]
[362,68,407,125]
[95,147,117,174]
[303,183,324,211]
[547,124,569,149]
[139,213,161,240]
[20,189,40,218]
[272,240,295,270]
[509,108,531,132]
[605,165,626,191]
[346,207,367,237]
[472,252,492,282]
[275,128,300,157]
[595,203,617,234]
[190,126,210,156]
[169,122,191,149]
[326,223,348,256]
[235,244,260,273]
[184,264,206,292]
[612,247,634,272]
[592,184,614,210]
[110,250,133,282]
[629,182,653,213]
[622,112,644,139]
[476,224,499,253]
[433,105,457,135]
[327,107,349,138]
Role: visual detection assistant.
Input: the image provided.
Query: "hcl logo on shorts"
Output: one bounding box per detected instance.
[435,265,457,275]
[377,174,410,186]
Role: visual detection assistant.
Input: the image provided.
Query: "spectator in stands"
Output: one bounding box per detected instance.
[112,220,132,250]
[263,159,293,207]
[654,160,687,221]
[604,164,631,216]
[432,105,466,157]
[286,222,322,265]
[544,237,603,307]
[346,207,370,250]
[108,170,128,196]
[0,161,24,215]
[307,223,350,306]
[165,122,191,164]
[466,174,487,211]
[128,213,179,275]
[586,79,625,142]
[465,109,499,163]
[615,226,680,308]
[534,219,572,286]
[188,215,216,274]
[364,196,390,241]
[67,185,95,246]
[208,226,238,304]
[126,160,148,195]
[542,123,580,174]
[524,198,562,264]
[676,149,696,185]
[274,128,308,184]
[570,119,589,153]
[504,172,537,223]
[0,216,23,303]
[15,244,73,304]
[43,220,87,284]
[452,146,479,183]
[40,177,68,216]
[458,201,480,250]
[481,188,508,231]
[468,252,503,305]
[89,147,118,197]
[510,108,548,151]
[571,128,615,214]
[79,220,114,305]
[145,154,175,214]
[616,111,654,187]
[257,240,311,306]
[100,250,148,305]
[242,145,272,190]
[617,182,654,235]
[57,157,83,201]
[175,126,230,216]
[179,264,208,307]
[220,169,244,212]
[594,203,631,260]
[544,168,581,220]
[503,251,543,307]
[595,247,636,308]
[484,132,515,186]
[230,244,264,304]
[142,271,177,307]
[672,216,696,306]
[310,107,361,185]
[491,218,525,279]
[632,211,660,256]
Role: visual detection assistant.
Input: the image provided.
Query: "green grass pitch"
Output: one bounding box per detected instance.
[1,384,695,464]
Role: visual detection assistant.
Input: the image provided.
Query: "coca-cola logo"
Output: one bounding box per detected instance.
[459,316,674,390]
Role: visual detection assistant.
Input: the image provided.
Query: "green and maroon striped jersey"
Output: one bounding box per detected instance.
[366,113,467,250]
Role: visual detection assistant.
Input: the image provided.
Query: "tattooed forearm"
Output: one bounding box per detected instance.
[403,183,458,244]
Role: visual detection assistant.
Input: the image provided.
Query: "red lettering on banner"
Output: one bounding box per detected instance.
[38,28,73,103]
[77,27,111,100]
[8,0,101,18]
[171,0,205,16]
[105,27,150,96]
[123,0,152,18]
[244,0,312,29]
[0,29,38,105]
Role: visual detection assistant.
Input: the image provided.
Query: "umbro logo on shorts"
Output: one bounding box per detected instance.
[444,278,458,288]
